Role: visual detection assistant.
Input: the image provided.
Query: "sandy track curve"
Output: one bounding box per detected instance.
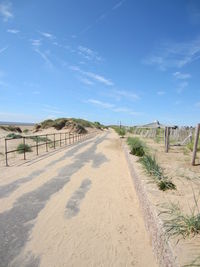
[0,131,157,267]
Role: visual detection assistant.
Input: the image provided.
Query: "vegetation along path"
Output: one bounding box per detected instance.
[0,130,157,267]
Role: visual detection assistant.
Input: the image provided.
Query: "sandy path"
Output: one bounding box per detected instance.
[0,131,157,267]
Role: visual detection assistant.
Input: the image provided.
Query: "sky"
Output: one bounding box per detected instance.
[0,0,200,126]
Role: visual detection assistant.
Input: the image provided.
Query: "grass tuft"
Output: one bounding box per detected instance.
[6,133,22,139]
[160,202,200,239]
[139,154,176,191]
[127,137,146,157]
[17,143,32,154]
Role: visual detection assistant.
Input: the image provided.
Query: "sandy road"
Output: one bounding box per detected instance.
[0,131,157,267]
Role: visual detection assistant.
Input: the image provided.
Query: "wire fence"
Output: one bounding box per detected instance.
[128,124,200,165]
[3,131,97,166]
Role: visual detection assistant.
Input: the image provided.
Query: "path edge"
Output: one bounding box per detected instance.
[122,143,179,267]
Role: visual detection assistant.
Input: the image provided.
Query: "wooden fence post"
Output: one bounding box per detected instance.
[36,136,39,155]
[54,134,56,149]
[23,137,26,160]
[165,127,170,153]
[5,138,8,166]
[192,123,200,166]
[46,134,48,152]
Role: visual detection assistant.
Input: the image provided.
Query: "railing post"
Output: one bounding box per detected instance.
[192,123,200,166]
[46,134,48,152]
[60,133,62,147]
[5,138,8,166]
[36,136,39,155]
[54,134,56,149]
[73,134,74,143]
[69,133,71,144]
[23,137,26,160]
[65,133,66,145]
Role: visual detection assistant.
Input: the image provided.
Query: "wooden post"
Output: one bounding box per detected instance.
[65,133,66,145]
[165,127,170,153]
[192,123,200,166]
[60,133,62,147]
[5,138,8,166]
[23,137,26,160]
[46,134,48,152]
[54,134,56,149]
[69,133,71,144]
[36,136,39,155]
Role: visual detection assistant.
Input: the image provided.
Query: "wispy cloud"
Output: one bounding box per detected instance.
[157,91,166,95]
[34,48,53,68]
[31,39,42,47]
[78,45,102,62]
[144,37,200,70]
[177,81,188,94]
[0,46,8,54]
[113,89,140,100]
[80,0,126,35]
[87,99,114,109]
[0,1,13,21]
[87,98,142,116]
[42,104,63,114]
[173,71,191,79]
[7,28,19,34]
[39,31,55,39]
[85,71,113,86]
[69,65,114,86]
[112,0,126,10]
[78,77,94,85]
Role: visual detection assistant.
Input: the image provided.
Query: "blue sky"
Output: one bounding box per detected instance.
[0,0,200,126]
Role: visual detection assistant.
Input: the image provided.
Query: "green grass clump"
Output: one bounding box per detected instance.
[0,125,22,133]
[127,137,146,156]
[17,143,32,154]
[160,202,200,240]
[187,141,200,152]
[23,129,29,134]
[53,118,68,130]
[28,136,51,143]
[118,128,126,138]
[139,154,176,191]
[40,119,55,129]
[113,126,126,137]
[6,133,22,139]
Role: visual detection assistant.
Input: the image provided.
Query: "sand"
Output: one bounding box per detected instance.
[0,131,157,267]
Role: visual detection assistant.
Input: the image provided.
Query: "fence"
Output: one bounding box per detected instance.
[129,125,200,166]
[4,131,96,166]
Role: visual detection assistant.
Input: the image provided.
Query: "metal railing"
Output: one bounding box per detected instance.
[4,131,96,166]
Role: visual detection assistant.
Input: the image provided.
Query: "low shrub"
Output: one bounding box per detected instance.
[6,133,22,139]
[127,137,146,157]
[17,143,32,154]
